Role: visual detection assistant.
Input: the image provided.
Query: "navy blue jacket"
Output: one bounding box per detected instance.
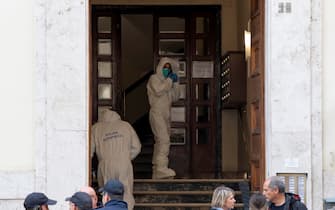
[96,199,128,210]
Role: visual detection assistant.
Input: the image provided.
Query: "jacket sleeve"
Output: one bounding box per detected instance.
[148,75,173,97]
[129,125,142,160]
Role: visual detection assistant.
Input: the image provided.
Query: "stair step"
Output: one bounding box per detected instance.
[134,179,248,192]
[136,147,153,155]
[135,179,248,183]
[135,203,244,208]
[133,157,152,163]
[135,191,245,203]
[134,190,249,195]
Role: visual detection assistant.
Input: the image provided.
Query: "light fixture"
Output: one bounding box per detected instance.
[244,30,251,60]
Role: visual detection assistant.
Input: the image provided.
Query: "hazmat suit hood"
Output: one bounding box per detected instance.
[155,57,180,80]
[99,109,121,123]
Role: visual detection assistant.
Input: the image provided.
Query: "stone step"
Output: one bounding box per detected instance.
[135,179,248,183]
[135,203,244,207]
[134,190,246,195]
[134,190,245,203]
[133,179,250,210]
[134,202,244,210]
[134,179,248,191]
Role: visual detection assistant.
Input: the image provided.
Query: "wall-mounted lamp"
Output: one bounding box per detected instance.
[244,30,251,60]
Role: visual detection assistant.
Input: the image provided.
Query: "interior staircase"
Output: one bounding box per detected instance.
[132,113,154,178]
[133,179,250,210]
[131,107,251,210]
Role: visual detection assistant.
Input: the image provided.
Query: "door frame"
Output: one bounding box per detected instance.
[88,2,266,183]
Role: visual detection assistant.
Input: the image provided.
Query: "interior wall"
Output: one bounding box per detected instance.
[236,0,250,51]
[221,1,250,173]
[121,15,153,89]
[221,0,239,52]
[121,15,153,123]
[221,110,238,171]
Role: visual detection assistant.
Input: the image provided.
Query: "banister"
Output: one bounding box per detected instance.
[125,69,154,95]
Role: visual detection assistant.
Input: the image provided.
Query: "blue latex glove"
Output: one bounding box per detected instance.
[169,73,178,83]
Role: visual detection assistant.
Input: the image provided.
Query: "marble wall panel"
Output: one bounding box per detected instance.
[265,0,322,208]
[46,130,88,209]
[0,200,25,210]
[45,0,88,131]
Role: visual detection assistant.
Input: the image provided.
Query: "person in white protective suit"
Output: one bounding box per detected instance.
[91,109,141,210]
[147,57,180,179]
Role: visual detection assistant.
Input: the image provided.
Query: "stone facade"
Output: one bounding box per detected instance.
[0,0,333,210]
[264,0,322,209]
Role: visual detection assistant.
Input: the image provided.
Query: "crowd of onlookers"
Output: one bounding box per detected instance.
[210,176,307,210]
[23,179,127,210]
[23,175,307,210]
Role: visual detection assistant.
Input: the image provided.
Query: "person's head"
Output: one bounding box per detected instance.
[24,192,57,210]
[80,186,98,208]
[99,179,124,205]
[162,62,172,78]
[211,185,236,210]
[263,176,285,202]
[156,57,179,78]
[66,191,92,210]
[249,193,267,210]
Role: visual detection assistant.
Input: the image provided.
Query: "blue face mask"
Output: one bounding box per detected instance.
[162,68,170,78]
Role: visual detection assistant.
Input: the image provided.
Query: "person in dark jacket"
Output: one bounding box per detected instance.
[24,192,57,210]
[263,176,307,210]
[66,191,92,210]
[96,179,128,210]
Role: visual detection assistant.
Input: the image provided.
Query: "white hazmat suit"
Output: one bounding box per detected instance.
[147,57,180,179]
[91,109,141,210]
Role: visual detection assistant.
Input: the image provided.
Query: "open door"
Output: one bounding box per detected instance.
[153,7,221,178]
[248,0,265,191]
[91,9,122,123]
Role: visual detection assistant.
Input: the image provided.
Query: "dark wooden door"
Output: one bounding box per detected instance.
[154,7,221,178]
[248,0,265,191]
[92,8,122,124]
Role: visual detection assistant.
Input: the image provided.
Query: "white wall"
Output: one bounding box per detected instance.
[0,1,35,208]
[0,0,33,171]
[323,0,335,199]
[0,0,89,209]
[265,0,322,209]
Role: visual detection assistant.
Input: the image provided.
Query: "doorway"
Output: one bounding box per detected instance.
[90,1,265,191]
[91,6,221,179]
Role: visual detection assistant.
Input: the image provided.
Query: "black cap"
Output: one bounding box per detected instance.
[24,192,57,208]
[99,179,124,196]
[66,192,92,210]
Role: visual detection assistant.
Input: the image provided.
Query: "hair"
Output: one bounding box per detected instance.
[210,185,234,208]
[267,176,285,193]
[249,193,267,210]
